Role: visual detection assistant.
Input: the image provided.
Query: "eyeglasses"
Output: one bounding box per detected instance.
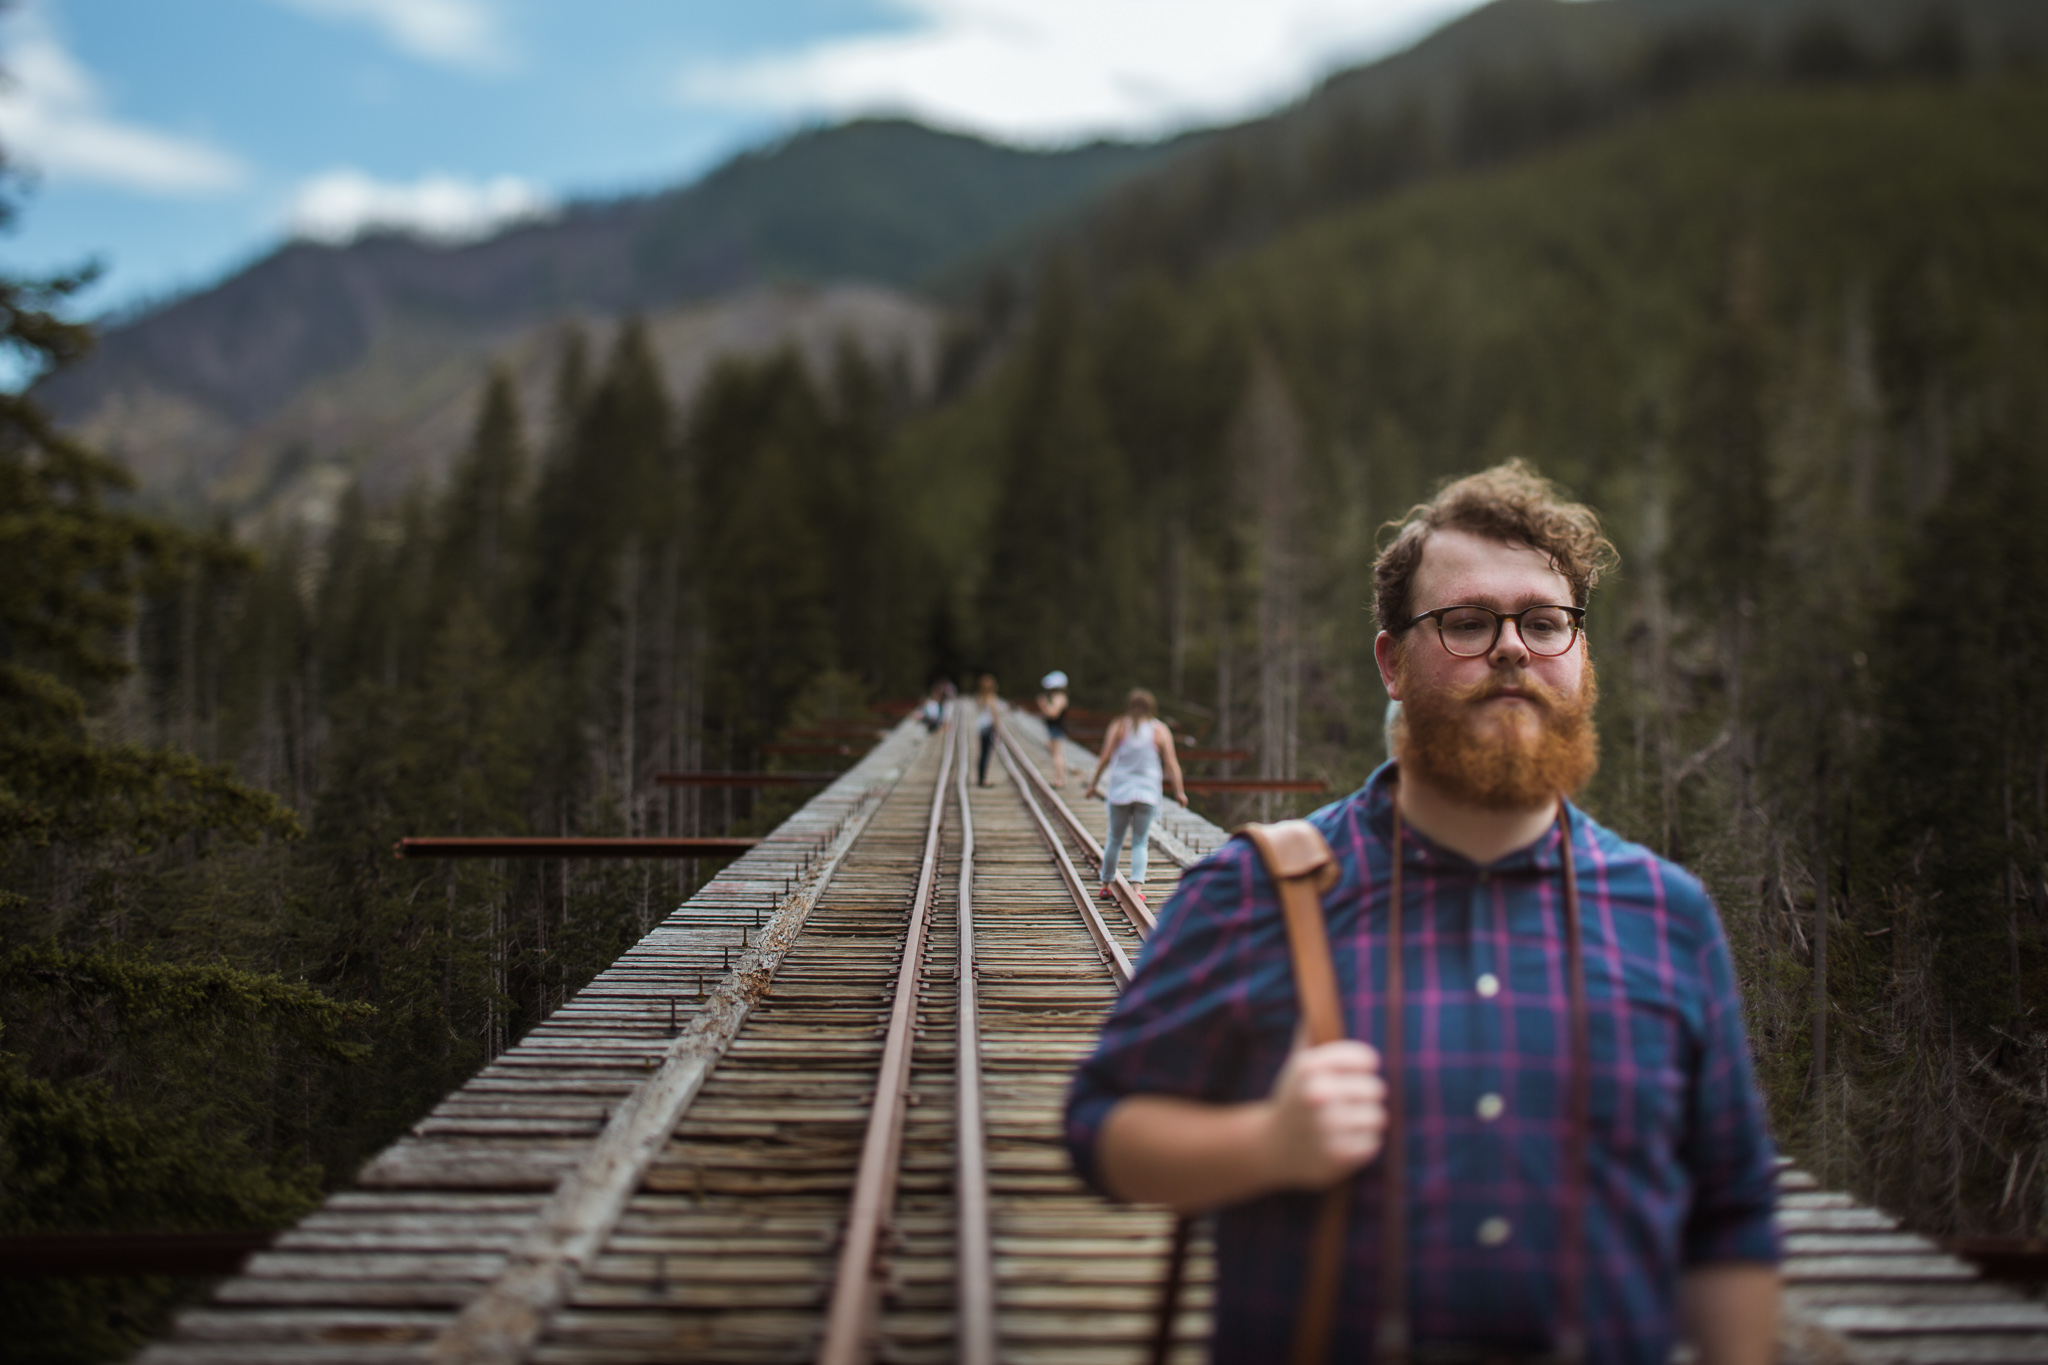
[1405,604,1584,658]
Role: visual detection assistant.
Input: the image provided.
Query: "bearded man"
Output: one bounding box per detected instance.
[1065,462,1780,1364]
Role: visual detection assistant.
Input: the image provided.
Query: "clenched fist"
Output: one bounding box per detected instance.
[1259,1040,1387,1189]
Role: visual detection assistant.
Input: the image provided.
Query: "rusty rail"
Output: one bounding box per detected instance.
[953,714,999,1365]
[994,711,1133,987]
[818,711,957,1365]
[995,718,1154,936]
[393,836,759,859]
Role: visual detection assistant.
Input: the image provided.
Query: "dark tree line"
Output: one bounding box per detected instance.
[0,302,933,1356]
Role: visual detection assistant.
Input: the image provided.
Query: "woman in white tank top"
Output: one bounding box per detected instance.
[1082,688,1187,904]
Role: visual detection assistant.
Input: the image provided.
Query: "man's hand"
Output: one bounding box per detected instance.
[1679,1263,1779,1365]
[1097,1041,1385,1210]
[1260,1040,1387,1189]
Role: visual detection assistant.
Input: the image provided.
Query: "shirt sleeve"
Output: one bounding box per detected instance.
[1674,873,1782,1267]
[1064,841,1270,1197]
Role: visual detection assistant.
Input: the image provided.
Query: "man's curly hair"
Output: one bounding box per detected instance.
[1373,459,1619,635]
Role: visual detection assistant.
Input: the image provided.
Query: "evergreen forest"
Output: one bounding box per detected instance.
[6,8,2048,1358]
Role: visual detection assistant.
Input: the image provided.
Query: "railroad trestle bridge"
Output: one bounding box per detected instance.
[138,710,2048,1365]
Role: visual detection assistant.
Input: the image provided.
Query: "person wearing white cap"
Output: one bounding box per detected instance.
[1038,671,1073,786]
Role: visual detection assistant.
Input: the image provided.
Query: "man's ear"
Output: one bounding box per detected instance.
[1374,631,1402,699]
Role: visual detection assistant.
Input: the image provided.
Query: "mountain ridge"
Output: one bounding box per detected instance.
[40,0,2048,525]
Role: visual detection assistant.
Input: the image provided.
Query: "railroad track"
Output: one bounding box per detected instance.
[139,708,2048,1364]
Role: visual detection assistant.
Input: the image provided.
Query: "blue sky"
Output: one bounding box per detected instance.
[0,0,1480,320]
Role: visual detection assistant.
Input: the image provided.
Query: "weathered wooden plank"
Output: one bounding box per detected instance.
[1810,1302,2048,1333]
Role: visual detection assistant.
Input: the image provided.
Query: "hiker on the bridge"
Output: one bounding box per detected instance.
[974,673,1000,787]
[1037,670,1071,786]
[1065,463,1780,1365]
[919,678,949,734]
[1081,688,1187,906]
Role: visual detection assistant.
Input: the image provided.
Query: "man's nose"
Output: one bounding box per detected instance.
[1489,619,1532,664]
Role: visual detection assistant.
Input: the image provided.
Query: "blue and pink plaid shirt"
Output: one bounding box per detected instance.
[1066,764,1779,1364]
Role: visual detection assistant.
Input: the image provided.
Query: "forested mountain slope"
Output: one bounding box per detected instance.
[34,120,1170,517]
[50,0,2048,531]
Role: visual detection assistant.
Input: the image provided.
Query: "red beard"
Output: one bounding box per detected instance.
[1394,654,1600,811]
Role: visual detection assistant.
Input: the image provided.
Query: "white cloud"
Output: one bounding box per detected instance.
[678,0,1479,144]
[285,168,555,245]
[0,8,246,193]
[262,0,509,70]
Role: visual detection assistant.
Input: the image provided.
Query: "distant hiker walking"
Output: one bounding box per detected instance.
[1038,671,1071,787]
[975,674,1000,787]
[1083,688,1187,903]
[920,679,949,733]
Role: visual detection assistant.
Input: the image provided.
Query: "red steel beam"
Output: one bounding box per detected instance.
[0,1231,273,1278]
[1943,1237,2048,1282]
[654,772,837,787]
[1181,777,1329,793]
[394,837,760,860]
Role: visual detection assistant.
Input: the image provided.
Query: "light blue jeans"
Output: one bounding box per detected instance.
[1103,801,1157,886]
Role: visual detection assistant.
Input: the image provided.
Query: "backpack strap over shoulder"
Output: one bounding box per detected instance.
[1150,819,1347,1365]
[1238,821,1342,1047]
[1239,820,1348,1365]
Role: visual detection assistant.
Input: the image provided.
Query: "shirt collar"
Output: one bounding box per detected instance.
[1357,760,1575,875]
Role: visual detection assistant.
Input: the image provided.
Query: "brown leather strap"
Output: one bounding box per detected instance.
[1555,798,1589,1365]
[1381,796,1410,1365]
[1151,820,1343,1365]
[1240,821,1347,1365]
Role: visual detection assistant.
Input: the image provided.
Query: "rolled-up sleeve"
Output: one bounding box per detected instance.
[1064,842,1270,1196]
[1676,881,1782,1267]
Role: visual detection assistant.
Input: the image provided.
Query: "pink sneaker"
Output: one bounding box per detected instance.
[1098,884,1115,902]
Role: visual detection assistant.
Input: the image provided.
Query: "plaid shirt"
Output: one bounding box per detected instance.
[1066,764,1779,1364]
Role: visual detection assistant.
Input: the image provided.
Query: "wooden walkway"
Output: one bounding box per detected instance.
[137,710,2048,1364]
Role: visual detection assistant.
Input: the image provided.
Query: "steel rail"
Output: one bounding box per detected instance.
[953,711,999,1365]
[994,713,1134,988]
[419,761,908,1365]
[817,711,958,1365]
[994,718,1156,936]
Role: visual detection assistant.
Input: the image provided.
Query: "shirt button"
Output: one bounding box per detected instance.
[1476,972,1501,998]
[1476,1093,1504,1122]
[1476,870,1490,884]
[1478,1216,1512,1247]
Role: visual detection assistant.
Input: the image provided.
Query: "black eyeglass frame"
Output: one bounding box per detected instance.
[1402,604,1587,658]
